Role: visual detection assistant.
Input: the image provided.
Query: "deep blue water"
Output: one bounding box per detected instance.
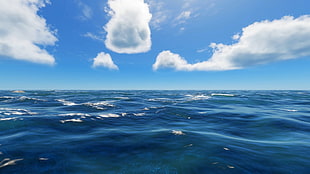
[0,90,309,173]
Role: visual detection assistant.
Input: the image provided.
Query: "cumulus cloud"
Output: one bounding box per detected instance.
[0,0,57,65]
[104,0,152,54]
[153,15,310,71]
[92,52,119,70]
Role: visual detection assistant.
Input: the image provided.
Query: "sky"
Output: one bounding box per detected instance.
[0,0,310,90]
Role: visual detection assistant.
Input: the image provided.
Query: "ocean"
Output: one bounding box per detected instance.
[0,90,309,173]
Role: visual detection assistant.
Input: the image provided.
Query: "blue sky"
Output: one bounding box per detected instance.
[0,0,310,90]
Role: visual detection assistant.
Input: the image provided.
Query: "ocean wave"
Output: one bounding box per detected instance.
[18,96,46,102]
[0,117,17,121]
[185,94,211,100]
[55,99,77,106]
[0,108,37,116]
[0,96,15,100]
[58,113,91,117]
[98,113,120,118]
[60,118,83,123]
[211,93,235,97]
[190,131,307,145]
[133,113,146,116]
[113,97,130,100]
[83,101,115,107]
[282,109,298,112]
[171,130,185,135]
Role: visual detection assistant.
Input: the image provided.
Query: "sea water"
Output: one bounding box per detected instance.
[0,90,309,173]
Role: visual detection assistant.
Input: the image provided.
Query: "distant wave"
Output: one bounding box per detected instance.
[211,93,235,97]
[185,94,211,100]
[55,99,77,106]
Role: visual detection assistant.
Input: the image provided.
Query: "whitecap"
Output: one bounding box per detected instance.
[186,94,211,100]
[56,99,77,106]
[0,158,24,168]
[0,96,15,99]
[211,93,235,97]
[88,101,115,107]
[58,113,90,117]
[143,107,150,110]
[98,113,120,118]
[283,109,298,112]
[171,130,185,135]
[0,117,16,121]
[121,113,127,117]
[18,96,45,102]
[0,108,37,116]
[147,98,171,102]
[113,97,130,100]
[133,113,146,116]
[60,118,83,123]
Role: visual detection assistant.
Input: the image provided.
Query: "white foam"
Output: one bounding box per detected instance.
[0,117,16,121]
[283,109,298,112]
[56,99,77,106]
[113,97,130,100]
[60,118,83,123]
[186,94,211,100]
[18,96,45,102]
[58,113,90,117]
[98,113,120,118]
[0,158,23,168]
[143,107,150,110]
[211,93,235,97]
[171,130,185,135]
[147,98,171,102]
[133,113,146,116]
[0,96,15,99]
[0,108,37,116]
[87,101,115,107]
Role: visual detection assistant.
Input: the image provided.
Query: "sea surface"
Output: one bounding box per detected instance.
[0,90,309,173]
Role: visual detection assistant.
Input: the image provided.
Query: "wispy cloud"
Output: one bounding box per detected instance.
[153,15,310,71]
[92,52,119,70]
[0,0,57,65]
[83,32,104,42]
[76,0,93,20]
[175,11,192,24]
[148,0,215,30]
[104,0,152,54]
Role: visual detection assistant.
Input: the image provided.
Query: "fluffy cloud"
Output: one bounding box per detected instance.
[92,52,119,70]
[104,0,152,54]
[0,0,57,65]
[153,15,310,71]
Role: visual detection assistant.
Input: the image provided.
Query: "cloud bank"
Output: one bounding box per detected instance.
[104,0,152,54]
[0,0,57,65]
[92,52,119,70]
[153,15,310,71]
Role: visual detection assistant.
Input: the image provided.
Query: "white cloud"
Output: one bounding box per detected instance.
[76,0,93,20]
[153,15,310,71]
[153,50,191,71]
[176,11,191,24]
[83,32,104,42]
[147,0,216,30]
[0,0,57,65]
[104,0,152,54]
[92,52,119,70]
